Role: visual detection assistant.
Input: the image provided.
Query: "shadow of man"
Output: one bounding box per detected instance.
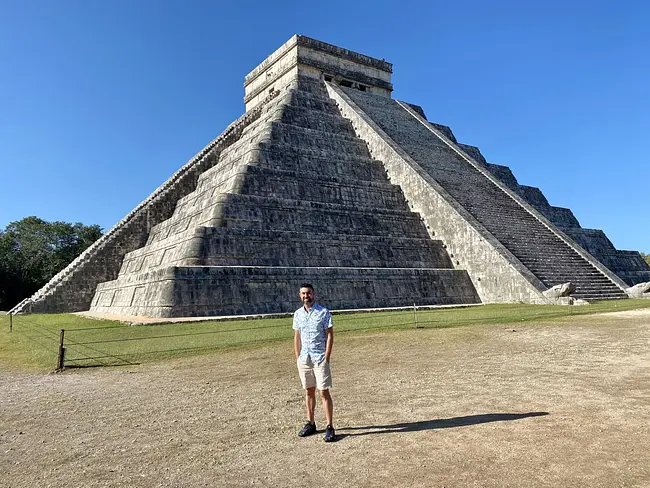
[338,412,549,437]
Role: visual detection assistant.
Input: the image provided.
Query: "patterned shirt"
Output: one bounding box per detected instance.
[293,303,334,365]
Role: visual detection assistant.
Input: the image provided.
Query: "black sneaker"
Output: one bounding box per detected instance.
[323,424,336,442]
[298,421,317,437]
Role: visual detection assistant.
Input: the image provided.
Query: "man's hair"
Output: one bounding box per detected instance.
[300,283,314,291]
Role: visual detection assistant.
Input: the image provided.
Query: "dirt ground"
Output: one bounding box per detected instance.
[2,309,650,488]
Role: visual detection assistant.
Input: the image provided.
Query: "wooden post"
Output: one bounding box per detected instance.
[57,329,66,371]
[413,303,418,328]
[9,313,12,333]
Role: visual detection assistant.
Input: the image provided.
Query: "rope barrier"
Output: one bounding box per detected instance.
[62,338,135,367]
[11,328,58,355]
[67,321,290,344]
[8,306,457,370]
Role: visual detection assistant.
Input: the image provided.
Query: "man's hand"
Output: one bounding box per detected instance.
[324,327,334,363]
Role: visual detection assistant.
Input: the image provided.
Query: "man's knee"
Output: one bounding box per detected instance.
[318,388,332,400]
[306,387,316,397]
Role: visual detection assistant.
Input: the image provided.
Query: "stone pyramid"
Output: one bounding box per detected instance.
[13,35,648,317]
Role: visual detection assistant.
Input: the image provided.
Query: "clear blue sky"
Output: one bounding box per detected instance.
[1,0,648,253]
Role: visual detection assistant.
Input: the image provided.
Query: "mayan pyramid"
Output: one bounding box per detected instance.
[12,35,649,317]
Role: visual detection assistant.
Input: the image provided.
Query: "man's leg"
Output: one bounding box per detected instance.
[297,362,318,437]
[319,388,333,426]
[305,387,316,423]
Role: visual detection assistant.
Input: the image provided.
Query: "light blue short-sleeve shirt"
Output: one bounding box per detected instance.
[293,303,333,365]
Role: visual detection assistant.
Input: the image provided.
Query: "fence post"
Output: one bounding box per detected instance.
[413,303,418,328]
[57,329,66,371]
[9,313,12,333]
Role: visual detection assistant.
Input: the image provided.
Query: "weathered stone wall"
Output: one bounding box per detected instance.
[93,266,478,318]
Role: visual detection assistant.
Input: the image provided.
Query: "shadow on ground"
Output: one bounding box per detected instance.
[338,412,549,438]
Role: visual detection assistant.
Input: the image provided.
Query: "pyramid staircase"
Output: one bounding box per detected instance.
[336,86,627,301]
[483,163,650,287]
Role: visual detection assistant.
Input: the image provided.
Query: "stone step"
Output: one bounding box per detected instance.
[238,165,408,210]
[213,193,431,237]
[507,247,586,258]
[199,228,451,268]
[267,122,371,158]
[187,162,407,221]
[258,140,370,163]
[147,193,431,244]
[530,274,612,284]
[511,257,598,274]
[575,293,627,300]
[91,265,481,317]
[511,252,590,261]
[533,277,615,287]
[121,228,453,273]
[257,147,387,181]
[279,104,355,134]
[573,287,626,295]
[283,88,343,116]
[536,275,619,286]
[215,124,274,165]
[522,257,603,267]
[517,256,599,267]
[526,268,616,282]
[174,155,398,224]
[501,239,580,250]
[540,282,623,295]
[570,285,624,293]
[535,276,619,287]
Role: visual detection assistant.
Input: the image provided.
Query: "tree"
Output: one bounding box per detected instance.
[0,217,103,310]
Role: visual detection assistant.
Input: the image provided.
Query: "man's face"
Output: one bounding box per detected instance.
[299,287,315,306]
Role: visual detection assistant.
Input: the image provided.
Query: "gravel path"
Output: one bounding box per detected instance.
[2,310,650,487]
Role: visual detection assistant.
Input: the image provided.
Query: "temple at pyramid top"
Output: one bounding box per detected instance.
[243,35,393,111]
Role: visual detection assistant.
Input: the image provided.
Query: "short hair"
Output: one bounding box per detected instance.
[299,283,314,291]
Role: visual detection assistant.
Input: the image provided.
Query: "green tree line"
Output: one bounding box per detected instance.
[0,217,103,310]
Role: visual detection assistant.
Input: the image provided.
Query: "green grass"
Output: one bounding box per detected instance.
[1,299,649,372]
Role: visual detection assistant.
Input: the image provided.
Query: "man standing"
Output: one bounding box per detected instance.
[293,283,335,442]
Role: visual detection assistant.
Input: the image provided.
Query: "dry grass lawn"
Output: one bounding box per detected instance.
[2,309,650,487]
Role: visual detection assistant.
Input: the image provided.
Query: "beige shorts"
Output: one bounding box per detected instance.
[297,358,332,390]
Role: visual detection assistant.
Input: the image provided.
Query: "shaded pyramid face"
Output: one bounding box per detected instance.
[89,77,480,317]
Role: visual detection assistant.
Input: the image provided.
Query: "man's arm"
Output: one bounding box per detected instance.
[294,329,301,360]
[325,327,334,362]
